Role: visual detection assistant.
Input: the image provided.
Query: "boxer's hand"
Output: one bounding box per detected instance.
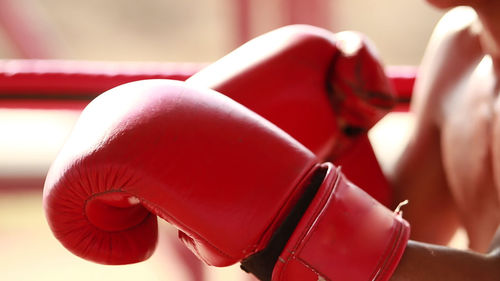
[44,79,408,281]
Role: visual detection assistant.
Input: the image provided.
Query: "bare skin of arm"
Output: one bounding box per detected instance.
[390,240,500,281]
[389,7,482,246]
[390,121,459,245]
[391,216,500,281]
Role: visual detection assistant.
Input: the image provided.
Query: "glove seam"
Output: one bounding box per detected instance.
[370,219,407,281]
[248,160,320,256]
[291,165,342,254]
[274,164,339,281]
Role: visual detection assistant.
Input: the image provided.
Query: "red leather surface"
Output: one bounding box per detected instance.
[272,163,410,281]
[43,79,318,266]
[386,65,416,112]
[328,31,395,133]
[333,135,392,207]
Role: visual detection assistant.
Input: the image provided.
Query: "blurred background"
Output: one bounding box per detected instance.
[0,0,446,280]
[0,0,443,63]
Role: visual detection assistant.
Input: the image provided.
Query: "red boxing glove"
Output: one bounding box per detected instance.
[43,80,409,281]
[187,25,395,160]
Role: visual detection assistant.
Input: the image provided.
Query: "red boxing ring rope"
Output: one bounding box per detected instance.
[0,60,416,111]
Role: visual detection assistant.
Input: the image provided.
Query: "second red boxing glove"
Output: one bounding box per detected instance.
[187,24,395,159]
[44,79,409,281]
[187,25,395,206]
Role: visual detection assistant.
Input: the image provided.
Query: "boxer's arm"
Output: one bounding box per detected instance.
[390,123,459,245]
[390,240,500,281]
[389,7,482,245]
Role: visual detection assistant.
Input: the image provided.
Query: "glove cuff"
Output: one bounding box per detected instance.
[272,163,410,281]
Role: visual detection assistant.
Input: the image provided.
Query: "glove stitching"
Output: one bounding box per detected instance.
[369,222,405,281]
[275,164,339,281]
[296,256,331,281]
